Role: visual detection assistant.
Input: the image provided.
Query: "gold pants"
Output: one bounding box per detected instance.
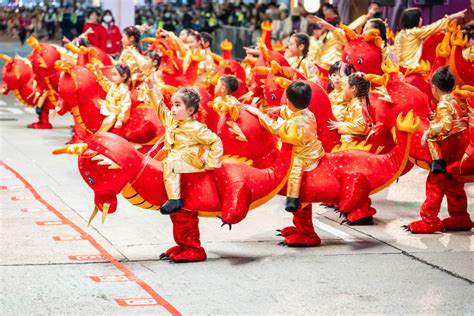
[98,114,117,133]
[163,160,181,200]
[287,157,319,199]
[427,139,442,161]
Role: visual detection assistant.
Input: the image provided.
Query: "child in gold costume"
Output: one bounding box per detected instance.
[395,8,466,71]
[119,26,149,85]
[285,33,320,83]
[88,63,132,132]
[327,61,357,121]
[213,75,240,105]
[147,80,223,215]
[421,66,467,173]
[328,72,372,144]
[245,81,324,213]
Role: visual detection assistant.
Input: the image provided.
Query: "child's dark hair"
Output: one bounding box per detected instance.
[327,61,356,94]
[220,75,240,95]
[286,81,312,110]
[307,23,321,36]
[200,32,213,47]
[86,8,101,20]
[123,25,142,51]
[145,50,162,69]
[348,72,371,107]
[114,63,131,85]
[431,66,455,93]
[399,8,422,30]
[291,33,310,69]
[173,87,200,115]
[366,18,387,43]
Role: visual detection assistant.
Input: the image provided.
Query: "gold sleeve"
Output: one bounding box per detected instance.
[428,103,453,137]
[338,104,367,135]
[258,113,285,135]
[348,15,367,34]
[192,126,223,169]
[147,86,174,128]
[117,87,132,123]
[410,16,448,40]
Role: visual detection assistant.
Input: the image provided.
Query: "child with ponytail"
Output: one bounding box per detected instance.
[285,32,320,83]
[328,72,372,144]
[119,25,148,85]
[88,63,132,132]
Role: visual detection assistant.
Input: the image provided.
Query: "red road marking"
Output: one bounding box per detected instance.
[52,236,86,241]
[115,298,161,307]
[36,221,65,226]
[0,185,25,190]
[21,208,49,213]
[90,275,135,282]
[0,161,180,315]
[69,255,105,261]
[11,196,35,200]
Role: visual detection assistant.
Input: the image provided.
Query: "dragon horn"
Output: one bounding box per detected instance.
[273,77,292,89]
[339,24,357,41]
[364,29,383,48]
[251,66,271,75]
[87,206,99,226]
[52,143,88,155]
[0,53,12,62]
[142,37,156,44]
[101,203,110,224]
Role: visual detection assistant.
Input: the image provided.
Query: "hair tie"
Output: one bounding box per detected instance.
[355,72,364,79]
[119,63,127,69]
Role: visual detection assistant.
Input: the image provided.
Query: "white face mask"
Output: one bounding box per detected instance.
[103,15,112,23]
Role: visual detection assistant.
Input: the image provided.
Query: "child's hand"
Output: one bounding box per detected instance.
[243,104,262,117]
[264,106,281,115]
[328,120,343,130]
[114,120,123,129]
[146,77,154,89]
[421,130,429,147]
[204,165,214,171]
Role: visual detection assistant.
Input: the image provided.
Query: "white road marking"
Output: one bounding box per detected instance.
[0,107,23,115]
[314,219,360,241]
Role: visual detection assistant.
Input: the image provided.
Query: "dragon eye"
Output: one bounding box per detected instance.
[271,93,276,101]
[87,177,94,185]
[345,56,350,62]
[357,58,363,64]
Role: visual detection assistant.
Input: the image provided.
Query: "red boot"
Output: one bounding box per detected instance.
[284,204,321,247]
[345,199,376,225]
[28,110,52,129]
[168,210,207,262]
[407,173,446,234]
[443,176,472,231]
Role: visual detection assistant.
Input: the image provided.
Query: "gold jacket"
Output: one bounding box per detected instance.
[310,28,346,71]
[119,46,149,83]
[328,88,346,121]
[258,105,324,169]
[337,98,371,143]
[428,93,467,141]
[92,69,131,123]
[287,56,319,83]
[395,16,448,70]
[148,88,223,173]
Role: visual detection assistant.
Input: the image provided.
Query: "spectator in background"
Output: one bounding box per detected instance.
[350,1,383,34]
[281,6,308,43]
[83,8,106,51]
[102,10,122,55]
[75,3,85,37]
[18,10,31,45]
[44,7,57,40]
[60,5,76,41]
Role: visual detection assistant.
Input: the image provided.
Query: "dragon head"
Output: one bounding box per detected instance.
[0,54,33,91]
[28,38,61,77]
[52,133,145,223]
[341,27,383,75]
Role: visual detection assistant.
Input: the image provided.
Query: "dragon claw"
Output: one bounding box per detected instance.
[278,241,286,246]
[217,216,232,230]
[276,233,282,237]
[340,219,348,225]
[159,253,170,260]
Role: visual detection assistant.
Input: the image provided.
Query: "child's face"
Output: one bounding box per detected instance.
[171,96,195,121]
[186,35,200,49]
[179,30,188,41]
[214,79,228,97]
[121,33,133,47]
[110,68,125,84]
[431,85,441,101]
[287,37,303,57]
[329,72,342,89]
[343,82,357,101]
